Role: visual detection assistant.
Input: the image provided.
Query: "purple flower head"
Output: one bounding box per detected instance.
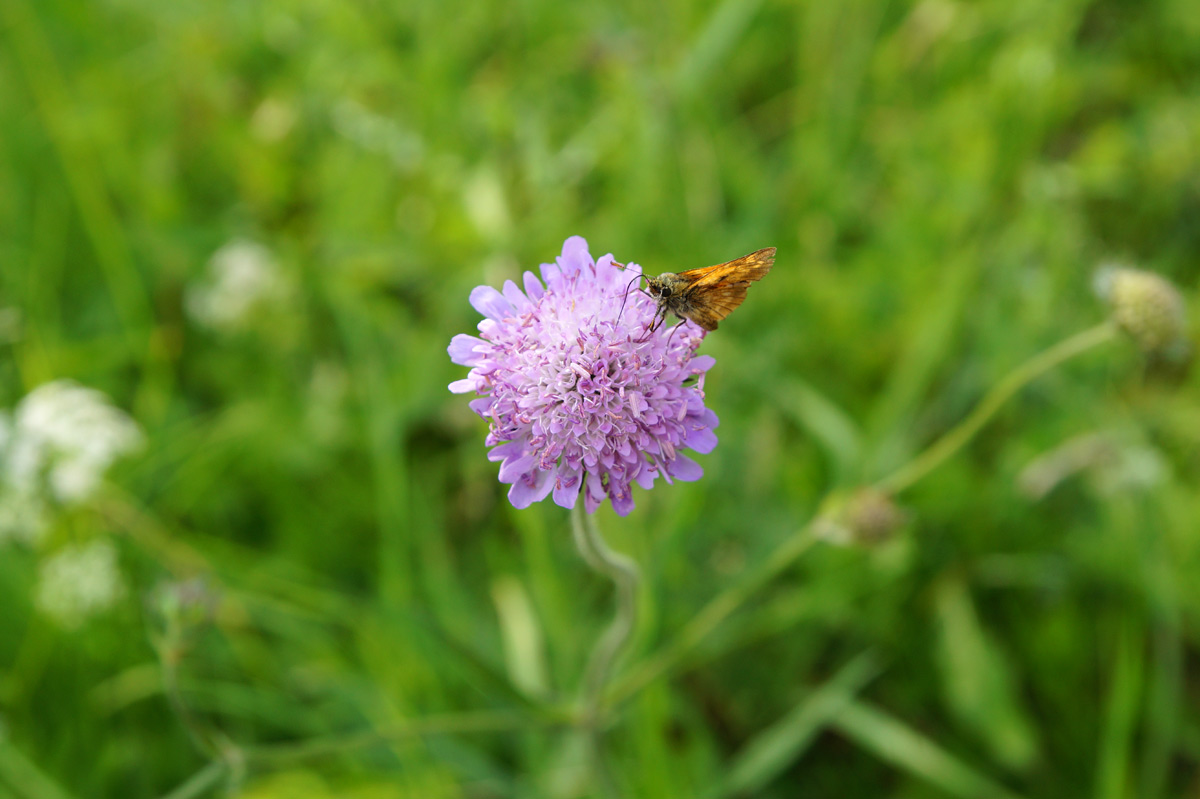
[448,236,719,516]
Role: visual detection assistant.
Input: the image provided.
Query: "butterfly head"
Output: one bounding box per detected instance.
[645,275,676,299]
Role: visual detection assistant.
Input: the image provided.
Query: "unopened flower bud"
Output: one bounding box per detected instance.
[148,577,219,643]
[814,487,908,547]
[1095,265,1188,356]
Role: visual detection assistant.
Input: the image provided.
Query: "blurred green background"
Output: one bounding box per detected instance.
[2,0,1199,796]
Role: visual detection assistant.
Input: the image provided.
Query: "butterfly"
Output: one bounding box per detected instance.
[616,247,776,333]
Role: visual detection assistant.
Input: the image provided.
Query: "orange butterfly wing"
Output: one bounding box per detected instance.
[676,247,776,289]
[677,247,775,331]
[684,284,749,331]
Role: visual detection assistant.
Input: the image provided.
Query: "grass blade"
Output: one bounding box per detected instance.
[832,699,1025,799]
[718,651,881,797]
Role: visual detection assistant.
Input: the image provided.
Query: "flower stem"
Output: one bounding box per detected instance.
[156,761,228,799]
[876,321,1120,495]
[608,523,818,706]
[245,709,562,765]
[571,502,641,726]
[603,322,1118,708]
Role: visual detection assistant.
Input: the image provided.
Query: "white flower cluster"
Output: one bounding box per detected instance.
[186,240,287,332]
[35,539,125,628]
[0,380,143,543]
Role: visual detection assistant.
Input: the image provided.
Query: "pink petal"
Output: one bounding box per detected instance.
[609,485,635,516]
[448,334,486,366]
[498,454,537,483]
[488,441,525,462]
[502,280,530,311]
[634,462,657,490]
[552,467,582,509]
[523,271,544,300]
[583,471,605,513]
[668,454,703,482]
[684,425,718,454]
[469,285,513,321]
[558,236,592,276]
[508,469,553,509]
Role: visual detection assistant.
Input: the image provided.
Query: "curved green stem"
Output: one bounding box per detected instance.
[876,321,1119,495]
[156,636,219,761]
[245,709,562,765]
[609,523,818,706]
[156,761,228,799]
[604,323,1118,709]
[571,502,641,726]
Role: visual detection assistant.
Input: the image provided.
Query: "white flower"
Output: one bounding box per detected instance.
[306,361,349,444]
[250,97,297,142]
[2,380,143,504]
[35,539,126,627]
[1018,430,1167,500]
[0,489,48,545]
[186,240,286,332]
[0,307,22,344]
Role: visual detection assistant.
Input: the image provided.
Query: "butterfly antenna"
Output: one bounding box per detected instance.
[615,273,643,328]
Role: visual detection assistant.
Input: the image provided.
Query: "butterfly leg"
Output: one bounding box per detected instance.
[636,306,666,341]
[662,319,688,349]
[649,307,669,333]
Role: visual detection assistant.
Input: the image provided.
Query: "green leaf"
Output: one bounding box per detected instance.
[718,651,880,797]
[778,377,863,484]
[934,574,1039,770]
[0,741,76,799]
[1095,618,1144,799]
[490,575,551,699]
[833,699,1026,799]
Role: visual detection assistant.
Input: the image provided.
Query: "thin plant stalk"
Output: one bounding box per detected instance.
[156,636,218,761]
[609,523,817,706]
[876,321,1119,495]
[608,321,1119,708]
[570,502,640,796]
[246,709,562,766]
[156,761,228,799]
[570,502,640,726]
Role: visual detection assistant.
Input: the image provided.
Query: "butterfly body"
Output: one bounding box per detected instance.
[641,247,775,332]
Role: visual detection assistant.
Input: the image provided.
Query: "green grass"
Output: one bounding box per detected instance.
[1,0,1199,796]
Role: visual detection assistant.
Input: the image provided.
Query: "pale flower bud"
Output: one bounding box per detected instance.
[148,577,220,647]
[1094,265,1188,357]
[814,487,908,547]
